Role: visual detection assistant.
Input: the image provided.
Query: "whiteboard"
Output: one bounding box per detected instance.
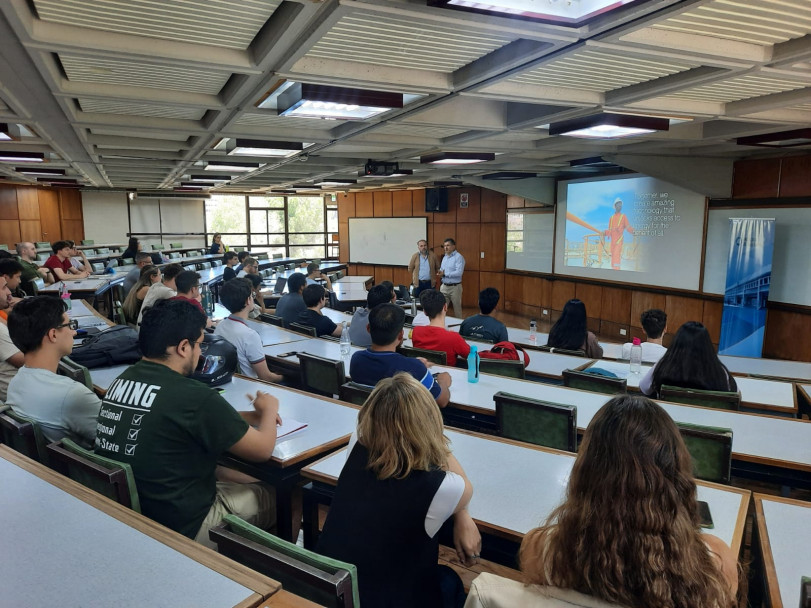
[703,206,811,306]
[506,210,554,273]
[349,217,427,266]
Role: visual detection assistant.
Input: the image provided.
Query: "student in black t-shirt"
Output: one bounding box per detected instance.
[459,287,509,344]
[296,284,343,338]
[222,251,239,282]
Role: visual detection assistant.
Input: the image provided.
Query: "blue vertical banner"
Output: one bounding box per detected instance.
[719,218,775,357]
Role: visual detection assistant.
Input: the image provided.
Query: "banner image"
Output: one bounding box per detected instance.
[718,218,775,357]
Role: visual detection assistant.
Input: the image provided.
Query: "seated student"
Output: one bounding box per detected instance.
[67,241,89,273]
[170,270,214,328]
[274,272,307,327]
[236,254,257,278]
[0,258,26,304]
[123,251,154,297]
[640,321,736,398]
[233,250,250,274]
[15,242,52,294]
[350,303,451,407]
[348,284,395,347]
[412,289,470,366]
[244,273,268,317]
[6,296,101,447]
[465,394,737,608]
[122,265,160,324]
[459,287,509,344]
[318,373,479,608]
[215,279,284,384]
[0,276,23,401]
[622,308,668,363]
[222,251,239,282]
[296,284,343,338]
[546,298,603,358]
[137,262,183,326]
[305,262,332,290]
[121,236,141,261]
[44,240,91,281]
[95,299,279,548]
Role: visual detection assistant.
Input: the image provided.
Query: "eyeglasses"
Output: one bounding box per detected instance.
[55,319,79,331]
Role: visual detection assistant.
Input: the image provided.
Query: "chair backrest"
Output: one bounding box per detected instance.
[539,345,587,357]
[84,249,97,255]
[395,284,410,301]
[57,356,94,390]
[676,423,733,484]
[120,257,134,265]
[298,353,346,397]
[0,410,46,462]
[210,514,359,608]
[397,344,446,365]
[91,262,105,273]
[289,322,318,337]
[81,239,94,245]
[152,243,165,250]
[562,369,627,395]
[286,263,295,270]
[212,260,222,267]
[169,242,182,249]
[97,247,110,254]
[339,381,373,406]
[478,359,525,379]
[36,241,50,249]
[660,385,741,411]
[258,313,284,327]
[0,244,8,250]
[46,438,141,512]
[493,391,577,452]
[255,252,269,261]
[801,577,811,608]
[335,270,344,280]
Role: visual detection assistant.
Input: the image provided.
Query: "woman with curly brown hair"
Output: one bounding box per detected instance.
[465,394,737,608]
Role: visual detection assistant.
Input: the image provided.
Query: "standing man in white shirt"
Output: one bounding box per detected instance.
[408,239,439,298]
[437,238,465,316]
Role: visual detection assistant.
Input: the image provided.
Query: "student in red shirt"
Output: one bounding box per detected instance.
[43,240,90,281]
[411,289,470,366]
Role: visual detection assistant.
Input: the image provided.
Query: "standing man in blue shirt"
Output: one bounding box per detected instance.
[408,239,439,298]
[438,238,465,316]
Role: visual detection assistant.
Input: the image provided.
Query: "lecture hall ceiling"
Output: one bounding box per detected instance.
[0,0,809,193]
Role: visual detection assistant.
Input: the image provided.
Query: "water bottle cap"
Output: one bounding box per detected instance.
[632,337,641,345]
[470,345,477,353]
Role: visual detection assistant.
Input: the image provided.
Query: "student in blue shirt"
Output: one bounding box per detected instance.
[460,287,509,343]
[438,238,465,316]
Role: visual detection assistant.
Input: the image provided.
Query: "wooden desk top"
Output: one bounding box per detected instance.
[754,493,811,608]
[0,445,278,607]
[303,429,750,553]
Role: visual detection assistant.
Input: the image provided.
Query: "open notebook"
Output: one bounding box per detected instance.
[276,417,307,441]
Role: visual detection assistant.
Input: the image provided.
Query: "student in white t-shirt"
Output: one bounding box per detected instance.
[0,276,23,401]
[214,278,283,383]
[622,308,668,363]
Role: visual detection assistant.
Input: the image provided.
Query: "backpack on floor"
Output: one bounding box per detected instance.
[479,341,530,367]
[70,325,142,369]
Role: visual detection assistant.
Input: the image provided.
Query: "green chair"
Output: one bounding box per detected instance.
[335,270,344,280]
[660,385,741,411]
[120,257,134,266]
[169,242,183,249]
[91,262,105,273]
[539,345,587,357]
[563,369,627,395]
[298,353,346,398]
[96,247,110,254]
[258,313,284,327]
[478,359,526,379]
[151,243,165,251]
[210,514,360,608]
[81,239,94,245]
[339,381,373,406]
[493,391,577,452]
[0,408,48,463]
[398,344,447,366]
[46,438,141,512]
[0,244,8,251]
[36,241,50,249]
[676,422,733,484]
[289,322,318,337]
[57,356,94,391]
[800,577,811,608]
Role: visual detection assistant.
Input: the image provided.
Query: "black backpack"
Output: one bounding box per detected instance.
[70,325,142,369]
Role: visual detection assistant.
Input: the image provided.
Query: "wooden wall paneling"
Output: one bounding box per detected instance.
[60,219,84,243]
[702,300,723,343]
[461,270,479,308]
[731,158,780,199]
[354,192,374,217]
[481,189,507,223]
[436,192,457,222]
[551,280,576,311]
[629,291,667,328]
[19,220,41,244]
[763,309,811,362]
[504,274,525,312]
[0,186,19,220]
[600,320,629,341]
[432,222,455,258]
[16,187,40,219]
[778,155,811,198]
[353,264,375,279]
[0,221,21,248]
[478,271,504,297]
[411,189,432,220]
[664,294,704,331]
[59,189,83,219]
[392,190,412,217]
[337,193,355,220]
[455,224,480,272]
[479,223,505,271]
[372,191,392,217]
[600,286,632,324]
[37,188,61,243]
[575,282,603,319]
[391,266,411,288]
[374,265,394,285]
[455,187,481,223]
[338,222,349,262]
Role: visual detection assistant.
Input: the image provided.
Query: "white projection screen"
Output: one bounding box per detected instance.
[554,175,706,291]
[349,217,427,266]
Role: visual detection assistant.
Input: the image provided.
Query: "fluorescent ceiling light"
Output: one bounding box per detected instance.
[277,83,403,121]
[550,114,669,139]
[0,151,44,162]
[313,178,357,187]
[421,152,495,164]
[181,181,216,188]
[481,171,536,180]
[431,0,643,24]
[359,169,414,178]
[569,156,617,167]
[0,123,19,142]
[16,167,65,176]
[189,174,231,182]
[226,138,307,157]
[205,160,261,172]
[737,128,811,148]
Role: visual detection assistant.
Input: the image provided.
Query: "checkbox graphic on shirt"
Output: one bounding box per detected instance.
[132,414,144,426]
[125,444,136,456]
[127,428,140,441]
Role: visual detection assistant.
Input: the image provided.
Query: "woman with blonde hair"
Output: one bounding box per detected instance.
[122,265,160,324]
[465,394,737,608]
[317,373,481,608]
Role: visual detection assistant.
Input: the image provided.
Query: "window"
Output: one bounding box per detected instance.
[248,196,286,258]
[507,212,524,253]
[206,194,247,251]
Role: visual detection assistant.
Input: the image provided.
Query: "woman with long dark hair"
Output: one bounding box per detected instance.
[209,232,227,255]
[121,237,141,261]
[465,395,737,608]
[640,321,736,398]
[546,298,602,358]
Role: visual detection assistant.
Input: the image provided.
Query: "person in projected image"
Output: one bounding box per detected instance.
[604,197,633,270]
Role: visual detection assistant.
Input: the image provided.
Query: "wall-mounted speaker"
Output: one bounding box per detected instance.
[425,188,448,212]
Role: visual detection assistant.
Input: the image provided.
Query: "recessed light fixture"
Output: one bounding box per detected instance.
[313,178,357,187]
[189,174,231,182]
[205,160,262,172]
[421,152,495,165]
[174,186,205,191]
[429,0,644,25]
[550,114,669,139]
[0,123,20,142]
[737,128,811,148]
[481,171,536,180]
[226,139,308,157]
[569,156,618,167]
[277,83,403,121]
[0,151,45,162]
[181,181,217,188]
[16,167,66,176]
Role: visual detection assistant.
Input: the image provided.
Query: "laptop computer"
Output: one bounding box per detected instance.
[270,276,287,295]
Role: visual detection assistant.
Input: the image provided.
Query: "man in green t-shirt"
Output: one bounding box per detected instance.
[14,242,51,295]
[95,299,280,547]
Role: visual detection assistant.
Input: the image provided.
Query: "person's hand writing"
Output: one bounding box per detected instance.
[435,371,452,389]
[248,391,279,417]
[453,509,481,566]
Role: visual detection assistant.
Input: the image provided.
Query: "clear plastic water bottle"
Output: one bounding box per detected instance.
[340,321,351,356]
[529,319,537,342]
[630,337,642,374]
[467,345,479,383]
[60,283,72,310]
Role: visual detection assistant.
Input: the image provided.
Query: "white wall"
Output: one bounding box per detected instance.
[82,191,129,244]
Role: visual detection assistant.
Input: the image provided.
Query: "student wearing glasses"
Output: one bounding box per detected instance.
[5,296,102,448]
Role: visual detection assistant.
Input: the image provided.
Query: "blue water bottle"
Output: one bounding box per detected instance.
[467,345,479,383]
